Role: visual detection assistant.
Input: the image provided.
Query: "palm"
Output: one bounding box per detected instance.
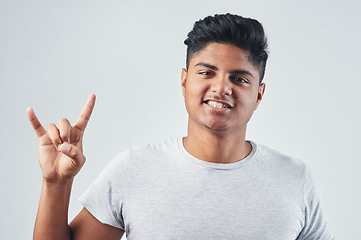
[38,131,81,179]
[28,94,96,181]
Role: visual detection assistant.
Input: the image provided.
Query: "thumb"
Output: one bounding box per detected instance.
[59,142,71,153]
[59,142,86,167]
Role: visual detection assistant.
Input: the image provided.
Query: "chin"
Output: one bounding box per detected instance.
[203,122,229,132]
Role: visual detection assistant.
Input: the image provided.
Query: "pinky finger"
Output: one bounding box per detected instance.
[27,107,46,138]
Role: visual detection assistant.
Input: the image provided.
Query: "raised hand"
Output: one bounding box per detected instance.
[27,94,96,182]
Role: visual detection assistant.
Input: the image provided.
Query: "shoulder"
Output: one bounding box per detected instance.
[251,142,309,179]
[110,138,181,168]
[253,142,306,168]
[91,138,181,187]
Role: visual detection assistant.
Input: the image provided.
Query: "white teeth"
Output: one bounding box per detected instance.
[207,101,228,108]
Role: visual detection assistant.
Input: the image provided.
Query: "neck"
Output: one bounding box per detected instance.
[183,122,251,164]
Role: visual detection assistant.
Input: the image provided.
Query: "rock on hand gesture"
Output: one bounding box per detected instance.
[27,94,96,182]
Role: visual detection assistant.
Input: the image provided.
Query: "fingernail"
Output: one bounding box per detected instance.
[59,143,71,153]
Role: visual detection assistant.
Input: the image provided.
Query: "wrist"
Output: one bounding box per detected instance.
[42,176,74,187]
[41,178,74,203]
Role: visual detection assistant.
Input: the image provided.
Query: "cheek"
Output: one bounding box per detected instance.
[235,91,259,109]
[186,80,208,99]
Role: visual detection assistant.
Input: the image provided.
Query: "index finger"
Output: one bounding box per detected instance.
[26,107,47,138]
[74,93,96,132]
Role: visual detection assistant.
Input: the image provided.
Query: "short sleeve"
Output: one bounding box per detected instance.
[79,153,127,230]
[296,167,334,240]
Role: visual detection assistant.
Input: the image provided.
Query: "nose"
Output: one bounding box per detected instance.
[211,75,232,96]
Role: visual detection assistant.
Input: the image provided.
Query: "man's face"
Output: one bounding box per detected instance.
[181,43,265,134]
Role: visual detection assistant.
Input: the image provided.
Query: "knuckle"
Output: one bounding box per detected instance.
[46,123,61,143]
[68,151,77,158]
[80,113,90,121]
[59,118,70,126]
[69,149,81,160]
[46,123,56,131]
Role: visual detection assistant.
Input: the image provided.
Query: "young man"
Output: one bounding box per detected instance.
[28,14,333,239]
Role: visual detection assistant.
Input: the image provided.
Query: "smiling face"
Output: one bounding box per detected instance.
[181,43,265,135]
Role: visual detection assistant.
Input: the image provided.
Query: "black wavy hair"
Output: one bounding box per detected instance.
[184,13,269,82]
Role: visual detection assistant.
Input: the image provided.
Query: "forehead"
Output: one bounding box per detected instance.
[189,43,259,77]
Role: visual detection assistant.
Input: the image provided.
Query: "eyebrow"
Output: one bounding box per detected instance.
[195,62,255,79]
[229,69,255,79]
[195,62,218,71]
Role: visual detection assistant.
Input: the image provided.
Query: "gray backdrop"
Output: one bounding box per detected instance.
[1,0,360,239]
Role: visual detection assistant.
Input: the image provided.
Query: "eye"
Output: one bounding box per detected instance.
[230,76,249,84]
[198,70,215,78]
[199,71,212,76]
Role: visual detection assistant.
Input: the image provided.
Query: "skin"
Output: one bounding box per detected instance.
[29,43,265,239]
[182,43,265,163]
[28,94,124,240]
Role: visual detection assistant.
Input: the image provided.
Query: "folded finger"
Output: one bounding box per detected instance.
[59,118,71,144]
[46,123,62,150]
[74,94,96,132]
[27,107,46,138]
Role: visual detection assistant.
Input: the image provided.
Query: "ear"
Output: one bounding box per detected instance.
[181,68,187,97]
[255,83,265,110]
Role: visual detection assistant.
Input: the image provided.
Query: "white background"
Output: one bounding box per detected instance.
[1,0,360,239]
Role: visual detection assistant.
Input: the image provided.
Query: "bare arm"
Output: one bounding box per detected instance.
[69,208,124,240]
[28,94,124,240]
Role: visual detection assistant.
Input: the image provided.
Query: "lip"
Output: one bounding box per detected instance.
[203,99,233,112]
[203,99,233,108]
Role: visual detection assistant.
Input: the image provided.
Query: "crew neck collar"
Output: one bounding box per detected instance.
[177,137,257,170]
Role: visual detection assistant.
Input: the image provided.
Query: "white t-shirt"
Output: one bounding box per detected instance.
[80,138,333,240]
